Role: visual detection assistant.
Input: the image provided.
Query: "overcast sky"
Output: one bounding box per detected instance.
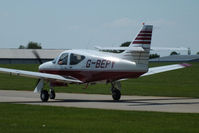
[0,0,199,56]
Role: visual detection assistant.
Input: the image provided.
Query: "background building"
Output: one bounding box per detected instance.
[150,55,199,62]
[0,49,66,64]
[1,48,199,64]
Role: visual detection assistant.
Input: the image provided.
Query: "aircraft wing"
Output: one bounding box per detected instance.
[141,63,191,77]
[0,67,82,83]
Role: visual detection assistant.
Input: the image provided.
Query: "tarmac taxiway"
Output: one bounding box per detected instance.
[0,90,199,113]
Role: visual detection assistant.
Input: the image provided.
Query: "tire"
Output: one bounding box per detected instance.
[49,90,56,99]
[112,89,121,101]
[40,90,49,102]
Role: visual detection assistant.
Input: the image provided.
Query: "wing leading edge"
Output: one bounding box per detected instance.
[0,67,82,83]
[0,63,191,83]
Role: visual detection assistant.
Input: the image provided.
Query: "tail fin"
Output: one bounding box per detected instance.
[131,25,153,48]
[122,25,153,65]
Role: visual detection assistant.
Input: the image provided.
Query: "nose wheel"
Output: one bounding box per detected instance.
[49,89,56,99]
[40,88,56,102]
[40,90,49,102]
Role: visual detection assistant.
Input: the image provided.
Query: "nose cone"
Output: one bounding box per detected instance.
[38,63,45,71]
[39,61,53,71]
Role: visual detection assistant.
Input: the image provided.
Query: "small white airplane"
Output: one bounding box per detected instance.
[0,24,191,102]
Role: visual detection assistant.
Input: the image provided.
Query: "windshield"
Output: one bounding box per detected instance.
[52,56,58,64]
[58,53,68,65]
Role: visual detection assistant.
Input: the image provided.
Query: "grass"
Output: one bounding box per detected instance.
[0,62,199,97]
[0,103,199,133]
[122,62,199,97]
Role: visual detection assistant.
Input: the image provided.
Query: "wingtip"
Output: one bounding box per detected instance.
[180,63,192,67]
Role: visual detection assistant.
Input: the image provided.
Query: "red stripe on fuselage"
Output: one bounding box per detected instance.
[39,70,145,83]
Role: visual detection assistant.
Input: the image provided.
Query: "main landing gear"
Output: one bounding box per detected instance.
[111,82,122,101]
[39,81,122,102]
[40,88,56,102]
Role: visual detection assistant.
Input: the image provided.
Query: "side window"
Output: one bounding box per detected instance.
[58,53,68,65]
[70,53,85,65]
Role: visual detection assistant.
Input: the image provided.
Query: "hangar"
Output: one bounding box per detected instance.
[0,48,66,64]
[150,55,199,62]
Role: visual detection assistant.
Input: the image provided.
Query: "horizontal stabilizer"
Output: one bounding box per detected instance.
[95,46,144,52]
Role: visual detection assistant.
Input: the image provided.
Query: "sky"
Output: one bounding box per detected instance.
[0,0,199,56]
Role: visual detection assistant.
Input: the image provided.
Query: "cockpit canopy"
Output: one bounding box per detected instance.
[58,53,68,65]
[52,52,85,65]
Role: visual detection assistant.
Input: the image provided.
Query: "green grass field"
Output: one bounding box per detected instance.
[0,63,199,133]
[0,62,198,97]
[0,103,199,133]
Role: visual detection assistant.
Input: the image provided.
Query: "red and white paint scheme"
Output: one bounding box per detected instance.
[0,24,191,102]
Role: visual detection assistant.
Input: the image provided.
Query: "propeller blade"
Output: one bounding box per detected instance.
[32,50,43,64]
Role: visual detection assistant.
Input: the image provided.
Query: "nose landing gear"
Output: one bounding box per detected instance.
[40,90,49,102]
[40,88,56,102]
[49,89,56,99]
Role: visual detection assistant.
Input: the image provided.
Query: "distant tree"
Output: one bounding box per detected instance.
[27,41,42,49]
[120,41,131,47]
[149,53,160,59]
[18,41,42,49]
[170,51,180,55]
[197,51,199,55]
[18,45,25,49]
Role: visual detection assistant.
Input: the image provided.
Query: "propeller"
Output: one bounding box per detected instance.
[32,50,43,64]
[32,50,43,92]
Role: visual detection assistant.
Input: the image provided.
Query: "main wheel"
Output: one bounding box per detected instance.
[112,89,121,101]
[40,90,49,102]
[49,90,56,99]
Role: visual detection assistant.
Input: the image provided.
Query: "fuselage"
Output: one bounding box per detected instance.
[39,49,148,83]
